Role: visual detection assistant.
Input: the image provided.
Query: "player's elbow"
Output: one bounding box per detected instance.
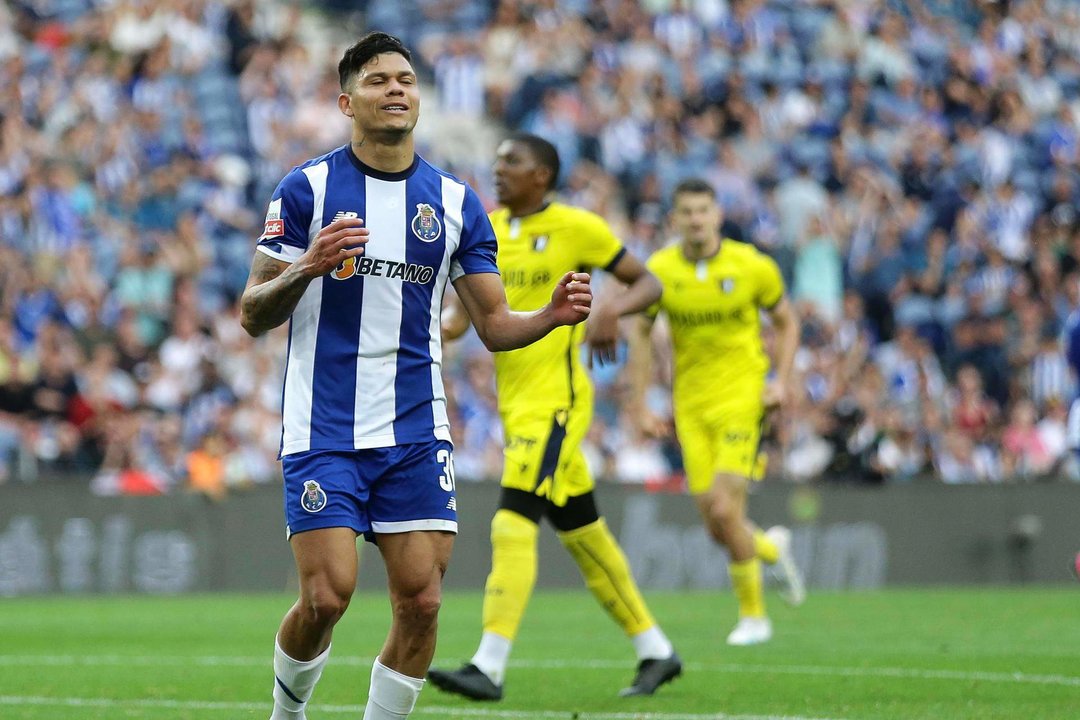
[476,330,506,353]
[239,298,266,337]
[771,302,798,334]
[239,315,260,338]
[240,321,264,338]
[642,273,663,305]
[466,313,502,352]
[239,312,260,337]
[477,324,520,353]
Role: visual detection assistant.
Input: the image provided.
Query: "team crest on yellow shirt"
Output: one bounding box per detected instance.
[532,234,549,252]
[411,203,442,242]
[719,277,736,293]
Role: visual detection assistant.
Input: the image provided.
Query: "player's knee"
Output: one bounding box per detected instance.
[391,583,442,628]
[491,509,538,549]
[303,585,352,627]
[707,495,740,530]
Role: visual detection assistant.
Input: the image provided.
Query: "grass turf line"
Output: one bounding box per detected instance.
[0,589,1076,719]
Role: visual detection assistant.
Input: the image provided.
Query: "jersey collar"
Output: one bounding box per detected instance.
[345,145,420,181]
[507,200,551,220]
[680,237,723,264]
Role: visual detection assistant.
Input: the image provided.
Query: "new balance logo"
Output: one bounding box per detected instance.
[332,210,359,222]
[446,497,457,511]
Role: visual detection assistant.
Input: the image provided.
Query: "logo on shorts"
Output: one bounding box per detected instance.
[300,480,327,513]
[446,497,457,511]
[411,203,442,242]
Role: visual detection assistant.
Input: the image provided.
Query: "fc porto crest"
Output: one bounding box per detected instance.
[719,277,736,294]
[411,203,442,242]
[300,480,327,513]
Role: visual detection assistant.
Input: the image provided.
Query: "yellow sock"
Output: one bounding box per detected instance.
[481,510,539,641]
[754,528,779,565]
[558,518,656,636]
[729,558,766,618]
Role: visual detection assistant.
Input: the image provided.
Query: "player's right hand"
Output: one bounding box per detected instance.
[547,271,592,326]
[297,217,369,278]
[584,304,620,368]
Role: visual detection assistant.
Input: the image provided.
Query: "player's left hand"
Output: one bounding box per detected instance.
[763,380,787,410]
[548,271,592,326]
[584,304,619,368]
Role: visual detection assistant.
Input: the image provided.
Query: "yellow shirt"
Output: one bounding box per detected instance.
[490,203,625,414]
[646,239,784,413]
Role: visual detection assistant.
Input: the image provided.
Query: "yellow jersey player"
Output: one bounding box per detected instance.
[429,134,681,699]
[630,178,806,646]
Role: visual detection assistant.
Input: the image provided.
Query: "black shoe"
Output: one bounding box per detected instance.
[428,663,504,701]
[619,653,682,697]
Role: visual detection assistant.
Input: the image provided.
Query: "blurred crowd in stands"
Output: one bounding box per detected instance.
[3,0,1080,495]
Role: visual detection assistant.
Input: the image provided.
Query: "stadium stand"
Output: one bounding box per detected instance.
[2,0,1080,491]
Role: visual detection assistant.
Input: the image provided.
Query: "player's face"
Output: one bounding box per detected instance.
[340,52,420,138]
[493,141,547,206]
[671,192,722,246]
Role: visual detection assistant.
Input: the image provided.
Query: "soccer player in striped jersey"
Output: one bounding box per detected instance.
[240,33,592,720]
[428,135,680,700]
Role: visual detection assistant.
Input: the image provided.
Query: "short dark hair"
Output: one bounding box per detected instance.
[672,178,716,202]
[507,133,560,191]
[338,32,413,91]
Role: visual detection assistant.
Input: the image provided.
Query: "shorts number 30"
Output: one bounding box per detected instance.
[437,449,456,491]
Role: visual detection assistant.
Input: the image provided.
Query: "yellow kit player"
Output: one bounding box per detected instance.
[630,178,806,646]
[429,134,681,699]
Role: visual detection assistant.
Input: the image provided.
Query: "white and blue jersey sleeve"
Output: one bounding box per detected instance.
[257,167,317,263]
[449,187,499,281]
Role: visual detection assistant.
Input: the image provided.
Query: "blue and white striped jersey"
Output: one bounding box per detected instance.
[257,146,498,456]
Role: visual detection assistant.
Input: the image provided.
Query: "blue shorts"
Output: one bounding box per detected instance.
[281,439,457,541]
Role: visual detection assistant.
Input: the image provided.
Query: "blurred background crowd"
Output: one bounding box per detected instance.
[3,0,1080,496]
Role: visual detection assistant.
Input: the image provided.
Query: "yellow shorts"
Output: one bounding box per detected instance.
[676,404,766,494]
[500,405,593,507]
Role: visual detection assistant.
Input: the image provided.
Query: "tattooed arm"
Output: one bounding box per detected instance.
[239,254,308,337]
[240,217,369,337]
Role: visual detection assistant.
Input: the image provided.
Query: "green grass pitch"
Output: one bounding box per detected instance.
[0,588,1076,719]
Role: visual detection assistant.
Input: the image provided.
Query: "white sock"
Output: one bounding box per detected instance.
[270,640,331,720]
[470,631,512,685]
[363,658,425,719]
[631,625,674,661]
